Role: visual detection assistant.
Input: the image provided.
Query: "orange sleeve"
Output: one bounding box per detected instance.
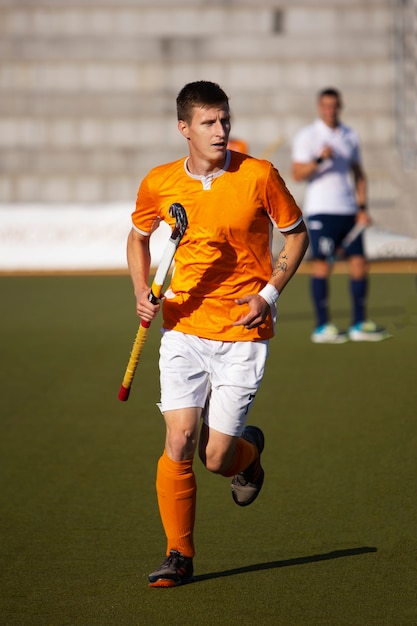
[131,160,187,235]
[131,176,159,235]
[263,163,303,231]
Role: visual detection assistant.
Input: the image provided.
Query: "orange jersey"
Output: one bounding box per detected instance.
[132,150,302,341]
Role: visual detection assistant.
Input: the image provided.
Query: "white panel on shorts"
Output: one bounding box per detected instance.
[158,330,269,437]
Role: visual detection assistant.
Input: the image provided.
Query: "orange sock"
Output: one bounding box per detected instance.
[221,437,258,478]
[156,450,196,558]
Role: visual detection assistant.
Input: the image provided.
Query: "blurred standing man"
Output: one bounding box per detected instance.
[127,81,309,587]
[291,87,388,343]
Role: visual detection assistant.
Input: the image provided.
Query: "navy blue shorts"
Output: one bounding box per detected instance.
[307,214,364,260]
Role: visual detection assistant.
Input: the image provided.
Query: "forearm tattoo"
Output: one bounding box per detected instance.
[272,248,288,276]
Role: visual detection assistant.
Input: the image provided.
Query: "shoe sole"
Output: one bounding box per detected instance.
[231,425,265,506]
[349,332,390,342]
[148,575,195,588]
[232,467,264,507]
[311,335,348,344]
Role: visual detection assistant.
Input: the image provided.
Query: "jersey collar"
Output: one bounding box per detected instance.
[183,150,231,190]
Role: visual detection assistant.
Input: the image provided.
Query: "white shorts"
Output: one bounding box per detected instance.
[158,330,269,437]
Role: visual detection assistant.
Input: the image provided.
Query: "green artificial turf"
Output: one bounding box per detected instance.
[1,273,416,625]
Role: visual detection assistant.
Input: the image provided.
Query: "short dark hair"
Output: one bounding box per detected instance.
[176,81,229,123]
[318,87,342,103]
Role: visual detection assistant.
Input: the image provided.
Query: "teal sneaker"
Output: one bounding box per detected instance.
[348,321,391,342]
[311,323,348,344]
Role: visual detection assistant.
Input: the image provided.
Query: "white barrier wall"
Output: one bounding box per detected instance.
[0,204,171,272]
[1,205,416,272]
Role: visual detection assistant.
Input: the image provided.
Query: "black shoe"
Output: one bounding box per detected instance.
[231,425,265,507]
[148,550,194,588]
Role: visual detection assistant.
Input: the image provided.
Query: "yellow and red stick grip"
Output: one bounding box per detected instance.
[118,319,151,401]
[118,283,163,401]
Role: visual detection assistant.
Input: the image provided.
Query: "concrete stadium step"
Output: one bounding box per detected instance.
[0,0,414,241]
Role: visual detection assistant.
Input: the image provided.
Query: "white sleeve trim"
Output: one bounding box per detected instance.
[132,224,151,237]
[278,216,304,233]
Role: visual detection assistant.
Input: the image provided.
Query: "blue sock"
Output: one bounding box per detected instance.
[350,278,367,325]
[311,277,328,327]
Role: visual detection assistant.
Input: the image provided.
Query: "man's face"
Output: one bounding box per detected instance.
[318,95,341,128]
[178,104,231,161]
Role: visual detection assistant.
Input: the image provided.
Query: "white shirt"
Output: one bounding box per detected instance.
[292,119,361,217]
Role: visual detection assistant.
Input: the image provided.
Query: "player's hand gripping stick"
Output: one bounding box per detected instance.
[118,203,188,401]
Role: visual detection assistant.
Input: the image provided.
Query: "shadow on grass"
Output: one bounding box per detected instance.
[194,546,377,583]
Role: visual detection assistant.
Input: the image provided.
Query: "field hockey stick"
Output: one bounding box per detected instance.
[340,222,367,252]
[329,222,367,264]
[118,203,188,401]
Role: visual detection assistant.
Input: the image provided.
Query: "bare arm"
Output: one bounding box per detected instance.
[351,162,371,226]
[292,145,333,182]
[127,228,160,322]
[234,221,309,329]
[270,221,310,292]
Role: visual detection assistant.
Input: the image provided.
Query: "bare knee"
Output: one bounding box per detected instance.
[164,408,200,461]
[313,259,331,279]
[167,428,197,460]
[348,255,368,280]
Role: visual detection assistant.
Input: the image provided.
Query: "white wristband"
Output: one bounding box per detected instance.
[258,284,279,306]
